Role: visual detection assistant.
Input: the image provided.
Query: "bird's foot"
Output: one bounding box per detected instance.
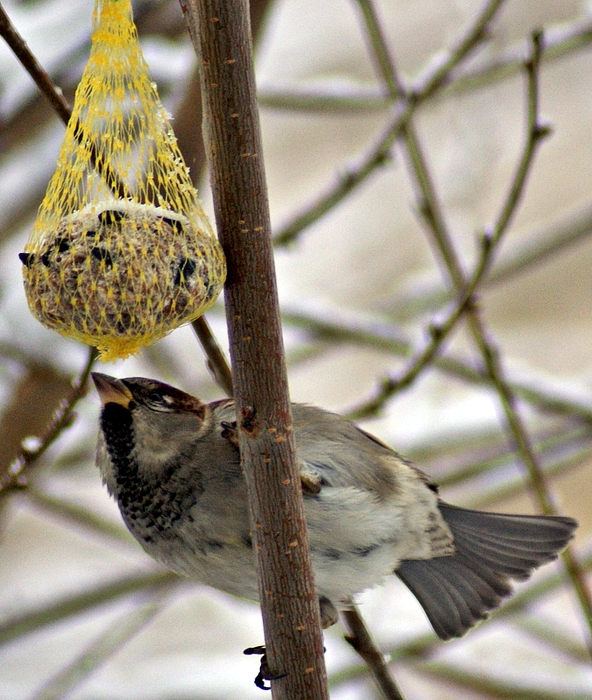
[220,420,239,447]
[243,645,287,691]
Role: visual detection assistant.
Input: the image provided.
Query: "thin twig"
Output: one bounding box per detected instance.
[380,21,592,647]
[0,346,97,496]
[349,26,550,418]
[191,316,233,396]
[411,0,506,98]
[342,601,407,700]
[258,18,592,114]
[273,0,506,247]
[487,200,592,288]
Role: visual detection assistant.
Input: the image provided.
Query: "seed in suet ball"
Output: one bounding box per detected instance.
[20,200,226,356]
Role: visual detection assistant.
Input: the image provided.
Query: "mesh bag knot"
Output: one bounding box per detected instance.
[20,0,226,361]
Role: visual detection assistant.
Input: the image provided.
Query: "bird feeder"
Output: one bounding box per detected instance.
[19,0,226,361]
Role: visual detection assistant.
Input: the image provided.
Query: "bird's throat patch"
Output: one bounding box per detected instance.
[101,403,138,487]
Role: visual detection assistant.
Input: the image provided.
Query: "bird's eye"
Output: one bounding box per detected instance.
[146,390,172,410]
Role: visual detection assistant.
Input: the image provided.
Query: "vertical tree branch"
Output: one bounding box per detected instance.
[180,2,329,698]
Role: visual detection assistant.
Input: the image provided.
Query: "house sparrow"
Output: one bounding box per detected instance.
[92,373,577,641]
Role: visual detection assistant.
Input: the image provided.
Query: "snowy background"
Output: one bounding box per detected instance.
[0,0,591,698]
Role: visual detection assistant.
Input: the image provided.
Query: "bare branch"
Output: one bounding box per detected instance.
[382,22,592,648]
[274,0,507,247]
[349,27,550,418]
[342,601,407,700]
[191,316,233,397]
[0,347,97,496]
[180,1,329,697]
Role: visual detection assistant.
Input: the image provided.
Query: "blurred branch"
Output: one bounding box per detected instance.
[0,347,97,496]
[467,446,592,510]
[333,661,587,700]
[0,363,72,477]
[416,662,586,700]
[258,17,592,113]
[446,16,592,96]
[436,425,592,492]
[392,199,592,321]
[516,614,592,664]
[32,590,173,700]
[407,0,506,97]
[273,99,405,246]
[349,22,550,418]
[334,3,512,693]
[282,307,592,422]
[259,82,390,112]
[0,571,180,646]
[274,0,506,247]
[487,200,592,287]
[24,488,131,545]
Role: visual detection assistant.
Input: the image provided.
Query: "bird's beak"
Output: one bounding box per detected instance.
[92,373,133,408]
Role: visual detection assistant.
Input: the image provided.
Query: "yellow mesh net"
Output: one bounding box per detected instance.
[19,0,225,362]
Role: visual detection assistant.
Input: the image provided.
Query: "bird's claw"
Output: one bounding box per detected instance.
[220,420,239,447]
[243,645,287,690]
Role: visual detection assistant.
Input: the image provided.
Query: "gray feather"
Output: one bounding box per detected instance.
[396,503,577,639]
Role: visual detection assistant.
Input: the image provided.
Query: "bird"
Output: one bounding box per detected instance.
[92,372,577,642]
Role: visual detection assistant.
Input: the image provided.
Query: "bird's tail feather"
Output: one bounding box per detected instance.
[396,503,577,640]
